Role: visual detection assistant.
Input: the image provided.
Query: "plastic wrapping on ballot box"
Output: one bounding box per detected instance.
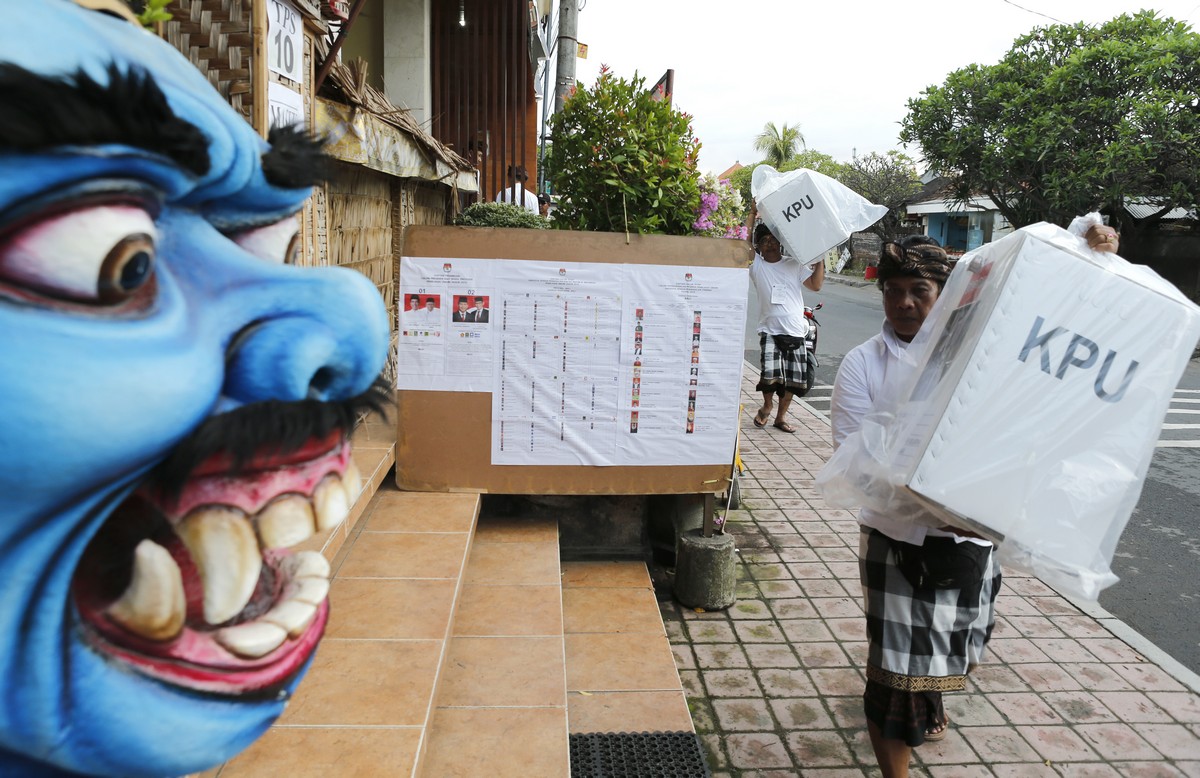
[817,222,1200,600]
[751,165,887,264]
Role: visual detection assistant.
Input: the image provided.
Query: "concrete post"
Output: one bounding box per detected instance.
[673,528,736,611]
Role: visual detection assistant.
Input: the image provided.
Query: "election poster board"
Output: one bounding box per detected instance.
[396,226,751,493]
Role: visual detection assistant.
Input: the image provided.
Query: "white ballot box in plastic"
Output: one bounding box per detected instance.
[751,166,886,264]
[821,222,1200,600]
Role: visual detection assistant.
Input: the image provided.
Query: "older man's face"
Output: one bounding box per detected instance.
[883,277,940,342]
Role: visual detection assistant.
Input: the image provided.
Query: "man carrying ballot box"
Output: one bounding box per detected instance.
[748,222,824,433]
[830,237,1001,778]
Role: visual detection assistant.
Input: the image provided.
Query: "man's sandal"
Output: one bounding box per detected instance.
[773,421,796,434]
[925,715,951,742]
[753,409,770,428]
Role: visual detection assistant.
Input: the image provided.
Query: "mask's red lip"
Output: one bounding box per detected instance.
[190,429,344,478]
[156,434,351,519]
[78,590,329,696]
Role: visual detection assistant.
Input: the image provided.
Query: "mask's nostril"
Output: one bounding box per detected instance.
[308,367,335,400]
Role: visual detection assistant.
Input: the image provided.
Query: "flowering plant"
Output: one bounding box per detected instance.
[692,174,748,240]
[547,66,701,235]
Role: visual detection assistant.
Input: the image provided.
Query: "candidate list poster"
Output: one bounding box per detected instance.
[491,261,624,465]
[490,260,747,467]
[617,265,747,465]
[397,256,497,392]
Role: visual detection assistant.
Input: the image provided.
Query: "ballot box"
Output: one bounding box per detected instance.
[825,222,1200,600]
[751,165,886,263]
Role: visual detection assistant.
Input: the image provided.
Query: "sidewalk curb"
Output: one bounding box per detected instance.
[825,272,874,289]
[1057,588,1200,694]
[749,367,1200,696]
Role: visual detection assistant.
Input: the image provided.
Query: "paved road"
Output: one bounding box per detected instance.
[745,276,1200,675]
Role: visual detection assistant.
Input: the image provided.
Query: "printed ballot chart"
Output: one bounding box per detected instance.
[398,256,748,466]
[493,262,624,465]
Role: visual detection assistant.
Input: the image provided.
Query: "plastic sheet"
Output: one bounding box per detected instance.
[751,165,887,264]
[816,222,1200,600]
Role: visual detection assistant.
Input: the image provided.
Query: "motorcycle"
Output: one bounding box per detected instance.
[801,302,822,395]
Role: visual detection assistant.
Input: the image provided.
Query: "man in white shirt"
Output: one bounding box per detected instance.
[829,236,1000,778]
[494,165,540,214]
[748,223,824,433]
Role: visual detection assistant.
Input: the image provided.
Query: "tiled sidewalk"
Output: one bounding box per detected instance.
[654,371,1200,777]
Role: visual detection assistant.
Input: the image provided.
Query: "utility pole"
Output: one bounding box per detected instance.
[537,3,559,196]
[553,0,577,115]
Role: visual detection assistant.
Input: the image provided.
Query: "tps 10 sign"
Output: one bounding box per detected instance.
[268,0,303,83]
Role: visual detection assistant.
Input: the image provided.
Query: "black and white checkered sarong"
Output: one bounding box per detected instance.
[859,528,1000,692]
[756,332,806,396]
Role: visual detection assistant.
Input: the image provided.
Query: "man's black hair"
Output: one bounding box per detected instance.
[752,223,774,250]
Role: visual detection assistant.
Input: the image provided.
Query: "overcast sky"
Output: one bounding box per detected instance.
[549,0,1200,176]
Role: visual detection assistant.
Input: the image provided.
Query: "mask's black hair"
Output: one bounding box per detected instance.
[151,374,391,496]
[262,124,330,189]
[0,63,210,176]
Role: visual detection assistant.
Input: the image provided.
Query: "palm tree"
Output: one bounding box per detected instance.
[753,122,805,168]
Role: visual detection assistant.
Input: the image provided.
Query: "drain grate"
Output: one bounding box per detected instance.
[569,731,710,778]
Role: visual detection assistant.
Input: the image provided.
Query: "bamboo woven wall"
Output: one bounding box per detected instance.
[163,0,255,125]
[327,162,395,378]
[328,161,393,303]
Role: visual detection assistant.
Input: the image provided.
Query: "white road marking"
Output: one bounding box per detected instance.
[802,382,1200,446]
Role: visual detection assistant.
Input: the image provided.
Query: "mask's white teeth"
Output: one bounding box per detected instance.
[256,494,316,549]
[291,576,331,606]
[176,507,263,625]
[343,461,363,503]
[313,475,349,532]
[261,599,318,638]
[281,550,331,580]
[211,549,333,657]
[215,621,288,659]
[106,539,186,641]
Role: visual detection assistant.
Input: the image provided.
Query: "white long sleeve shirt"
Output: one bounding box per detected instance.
[830,322,990,547]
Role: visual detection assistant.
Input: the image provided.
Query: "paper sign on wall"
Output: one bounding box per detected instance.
[267,82,304,130]
[267,0,303,82]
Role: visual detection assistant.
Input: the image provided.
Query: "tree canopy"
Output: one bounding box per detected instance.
[900,11,1200,232]
[752,121,805,168]
[839,152,924,240]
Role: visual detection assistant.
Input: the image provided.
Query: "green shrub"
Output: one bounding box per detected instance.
[137,0,173,27]
[548,67,700,235]
[454,202,548,229]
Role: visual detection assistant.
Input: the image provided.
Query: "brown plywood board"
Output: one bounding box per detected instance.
[396,226,751,495]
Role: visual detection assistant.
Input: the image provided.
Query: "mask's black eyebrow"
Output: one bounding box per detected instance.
[262,125,329,189]
[0,63,210,176]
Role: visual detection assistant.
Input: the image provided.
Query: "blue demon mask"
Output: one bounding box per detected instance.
[0,3,389,775]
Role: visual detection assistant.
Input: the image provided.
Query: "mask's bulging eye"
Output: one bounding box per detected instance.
[100,234,156,303]
[0,205,157,303]
[232,217,301,265]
